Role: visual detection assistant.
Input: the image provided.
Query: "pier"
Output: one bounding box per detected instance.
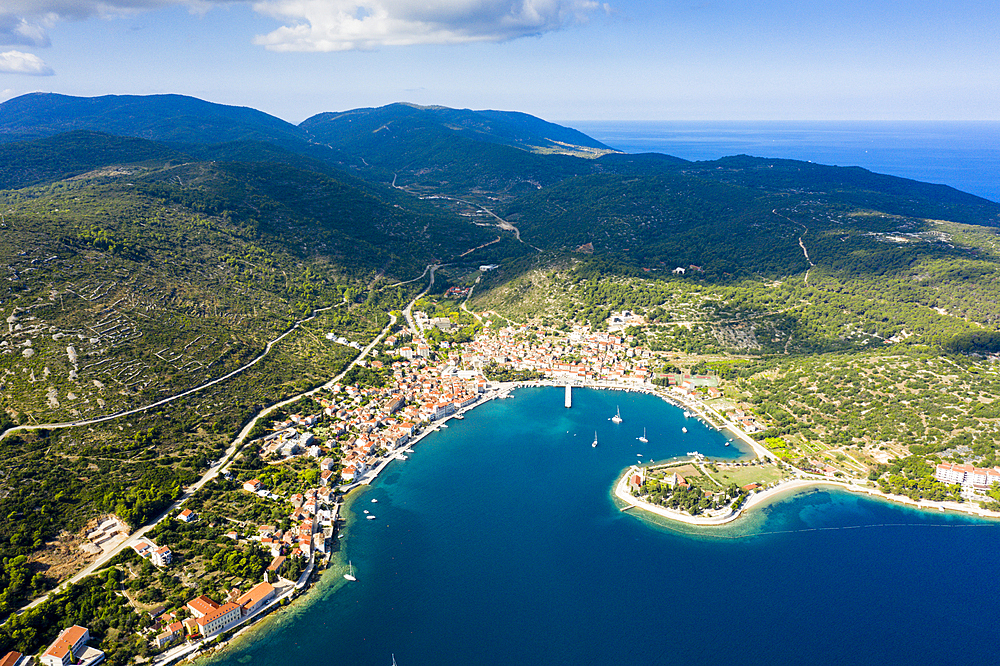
[565,384,572,408]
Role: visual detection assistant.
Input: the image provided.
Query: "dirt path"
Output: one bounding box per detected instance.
[0,306,337,443]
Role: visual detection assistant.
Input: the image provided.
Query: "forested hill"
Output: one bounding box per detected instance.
[299,103,617,156]
[0,92,307,147]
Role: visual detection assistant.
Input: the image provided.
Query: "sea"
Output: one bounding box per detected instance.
[570,121,1000,203]
[204,387,1000,666]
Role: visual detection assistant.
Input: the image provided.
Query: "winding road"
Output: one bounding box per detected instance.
[6,267,440,620]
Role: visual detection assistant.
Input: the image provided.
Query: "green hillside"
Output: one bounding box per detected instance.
[6,94,1000,652]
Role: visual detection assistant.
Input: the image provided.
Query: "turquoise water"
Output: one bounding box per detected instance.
[206,387,1000,666]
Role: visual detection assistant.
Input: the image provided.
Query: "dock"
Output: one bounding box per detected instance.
[565,384,572,408]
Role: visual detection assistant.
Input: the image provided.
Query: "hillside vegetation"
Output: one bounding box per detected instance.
[4,93,1000,655]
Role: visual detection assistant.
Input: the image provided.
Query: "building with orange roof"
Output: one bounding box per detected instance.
[0,651,24,666]
[236,581,276,616]
[195,602,242,637]
[186,595,221,619]
[41,625,103,666]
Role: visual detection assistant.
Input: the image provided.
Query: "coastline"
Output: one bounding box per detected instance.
[614,466,1000,527]
[187,379,1000,662]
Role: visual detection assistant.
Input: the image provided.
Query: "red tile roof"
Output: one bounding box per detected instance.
[186,595,221,617]
[43,625,89,660]
[0,651,23,666]
[196,602,242,627]
[236,581,275,609]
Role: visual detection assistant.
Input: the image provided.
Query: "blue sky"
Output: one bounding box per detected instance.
[0,0,997,123]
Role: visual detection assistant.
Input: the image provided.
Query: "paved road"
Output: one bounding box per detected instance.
[6,312,395,619]
[8,268,436,620]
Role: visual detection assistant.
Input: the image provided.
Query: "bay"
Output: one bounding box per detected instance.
[204,387,1000,666]
[570,120,1000,203]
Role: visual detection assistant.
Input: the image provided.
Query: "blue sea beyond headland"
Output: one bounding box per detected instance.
[571,120,1000,203]
[203,387,1000,666]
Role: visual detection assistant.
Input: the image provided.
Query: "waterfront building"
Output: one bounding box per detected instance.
[237,581,276,616]
[196,602,243,637]
[934,462,1000,489]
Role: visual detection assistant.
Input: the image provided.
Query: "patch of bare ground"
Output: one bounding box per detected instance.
[27,530,98,583]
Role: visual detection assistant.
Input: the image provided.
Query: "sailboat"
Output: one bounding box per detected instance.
[344,561,356,581]
[637,428,648,443]
[592,431,598,448]
[611,406,623,424]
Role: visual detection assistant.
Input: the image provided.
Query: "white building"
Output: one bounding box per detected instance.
[41,625,104,666]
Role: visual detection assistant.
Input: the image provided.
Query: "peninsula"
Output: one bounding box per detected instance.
[5,95,1000,665]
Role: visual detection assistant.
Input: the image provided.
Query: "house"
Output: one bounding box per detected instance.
[154,621,183,649]
[260,537,281,557]
[182,617,199,636]
[672,266,686,274]
[236,581,276,616]
[267,555,286,580]
[195,602,243,638]
[151,545,172,567]
[628,469,645,493]
[178,508,196,523]
[243,479,263,493]
[664,472,686,488]
[41,625,104,666]
[0,652,24,666]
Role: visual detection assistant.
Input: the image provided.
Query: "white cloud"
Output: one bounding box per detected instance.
[0,14,54,47]
[0,49,54,75]
[250,0,602,51]
[1,0,600,54]
[0,1,222,47]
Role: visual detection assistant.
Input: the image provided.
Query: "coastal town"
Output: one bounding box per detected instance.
[4,304,1000,666]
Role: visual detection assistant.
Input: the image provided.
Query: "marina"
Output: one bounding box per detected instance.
[206,386,1000,666]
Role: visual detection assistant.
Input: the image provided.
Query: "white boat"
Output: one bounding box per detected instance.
[637,428,648,444]
[682,426,688,433]
[454,414,464,419]
[441,424,448,428]
[725,442,730,446]
[684,410,691,418]
[592,431,598,448]
[344,561,356,581]
[637,453,643,457]
[371,498,378,503]
[364,509,369,514]
[611,406,623,424]
[367,515,377,520]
